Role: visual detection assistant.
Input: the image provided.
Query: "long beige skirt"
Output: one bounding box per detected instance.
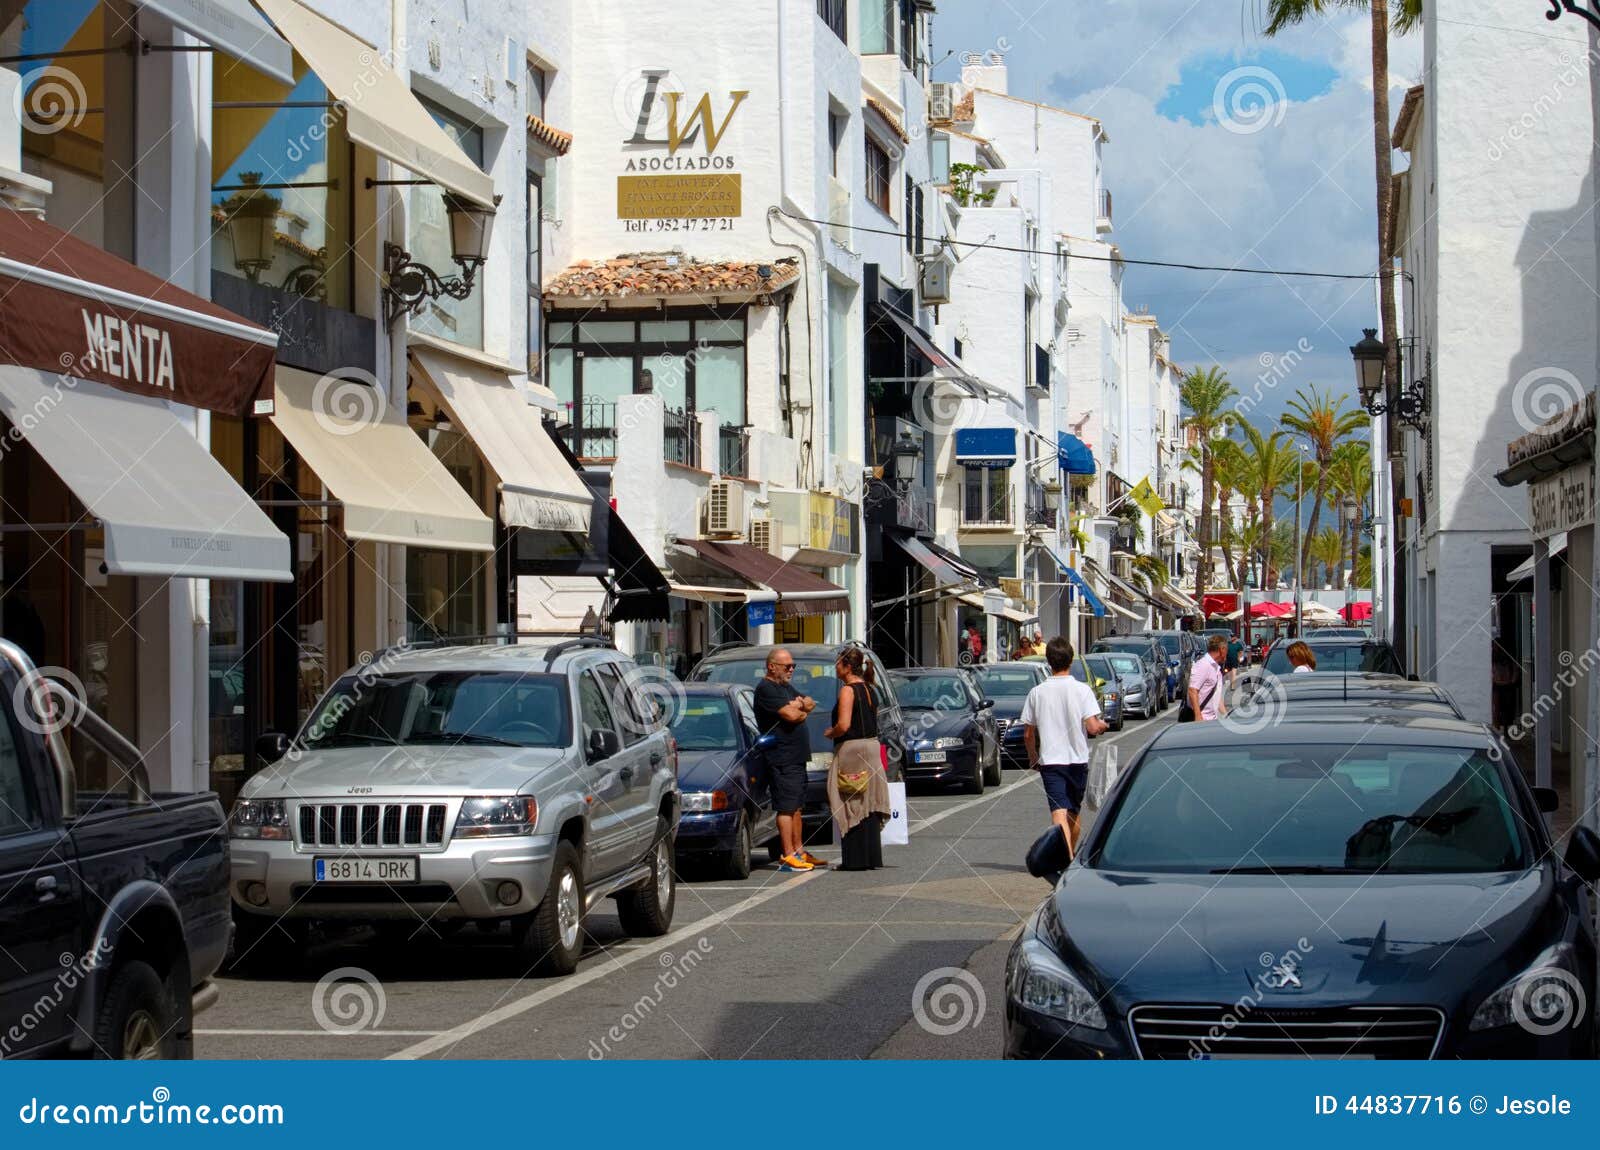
[826,737,892,837]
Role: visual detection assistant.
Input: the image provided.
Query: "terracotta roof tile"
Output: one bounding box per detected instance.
[1392,84,1424,150]
[527,113,572,156]
[864,96,910,143]
[545,255,799,301]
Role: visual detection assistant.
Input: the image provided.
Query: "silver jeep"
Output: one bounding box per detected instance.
[227,638,679,976]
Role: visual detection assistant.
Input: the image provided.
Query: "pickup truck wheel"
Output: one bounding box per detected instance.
[721,812,753,881]
[617,824,675,937]
[515,841,584,976]
[94,960,180,1060]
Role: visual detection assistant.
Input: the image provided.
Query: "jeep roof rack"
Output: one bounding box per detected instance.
[542,636,615,670]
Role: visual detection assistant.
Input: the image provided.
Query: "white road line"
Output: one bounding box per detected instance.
[197,1029,442,1037]
[387,716,1166,1060]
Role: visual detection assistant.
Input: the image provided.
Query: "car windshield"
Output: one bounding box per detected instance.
[891,673,971,711]
[1105,654,1142,676]
[974,667,1040,698]
[1265,641,1403,675]
[1144,634,1183,658]
[1094,745,1526,874]
[1084,656,1115,682]
[1094,639,1152,659]
[700,658,841,753]
[665,696,740,751]
[301,671,572,750]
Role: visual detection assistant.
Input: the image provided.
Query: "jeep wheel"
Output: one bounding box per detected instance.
[515,841,584,976]
[94,960,180,1060]
[721,812,753,881]
[617,823,676,936]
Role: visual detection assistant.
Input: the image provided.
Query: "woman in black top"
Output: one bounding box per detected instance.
[822,648,892,870]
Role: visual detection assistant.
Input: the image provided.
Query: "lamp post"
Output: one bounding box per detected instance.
[222,172,280,284]
[1293,441,1309,637]
[380,191,500,329]
[1351,327,1428,432]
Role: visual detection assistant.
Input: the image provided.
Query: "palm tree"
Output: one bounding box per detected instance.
[1281,385,1366,552]
[1238,420,1299,587]
[1327,439,1373,581]
[1309,528,1343,587]
[1131,553,1170,590]
[1260,0,1422,407]
[1211,437,1248,587]
[1179,366,1238,603]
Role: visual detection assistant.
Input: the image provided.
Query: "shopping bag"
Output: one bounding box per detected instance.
[882,780,909,846]
[1086,742,1119,811]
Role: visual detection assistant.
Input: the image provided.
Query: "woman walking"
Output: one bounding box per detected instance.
[1285,640,1317,673]
[822,647,892,871]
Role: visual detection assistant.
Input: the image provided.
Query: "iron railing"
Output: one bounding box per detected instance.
[718,424,749,478]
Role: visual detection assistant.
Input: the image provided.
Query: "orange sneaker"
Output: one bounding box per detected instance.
[778,853,814,872]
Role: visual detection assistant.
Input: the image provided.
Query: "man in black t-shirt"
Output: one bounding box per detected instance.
[753,648,819,872]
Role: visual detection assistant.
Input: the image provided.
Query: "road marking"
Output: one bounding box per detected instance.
[197,1029,443,1037]
[388,716,1166,1060]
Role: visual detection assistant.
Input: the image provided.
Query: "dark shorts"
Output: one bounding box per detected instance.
[1038,763,1089,813]
[768,760,809,813]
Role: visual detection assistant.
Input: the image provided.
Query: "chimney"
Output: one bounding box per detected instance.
[960,52,1007,95]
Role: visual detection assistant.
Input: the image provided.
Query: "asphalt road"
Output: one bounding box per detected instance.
[196,712,1175,1060]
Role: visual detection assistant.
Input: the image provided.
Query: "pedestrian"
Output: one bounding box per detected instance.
[822,647,892,871]
[1014,633,1036,659]
[753,648,824,872]
[1021,637,1109,858]
[963,622,984,665]
[1185,634,1228,721]
[1285,640,1317,674]
[1491,644,1521,734]
[1226,632,1245,684]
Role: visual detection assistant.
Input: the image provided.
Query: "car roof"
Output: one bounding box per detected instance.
[1271,673,1450,699]
[373,640,630,675]
[890,666,965,676]
[1278,698,1462,718]
[695,643,852,664]
[1270,635,1393,649]
[1147,711,1494,752]
[973,661,1045,671]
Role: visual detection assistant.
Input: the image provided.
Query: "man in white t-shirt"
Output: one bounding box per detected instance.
[1021,637,1108,854]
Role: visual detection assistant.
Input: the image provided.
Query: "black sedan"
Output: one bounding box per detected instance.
[665,684,779,879]
[970,661,1049,771]
[1005,713,1600,1059]
[889,668,1000,793]
[1262,635,1404,676]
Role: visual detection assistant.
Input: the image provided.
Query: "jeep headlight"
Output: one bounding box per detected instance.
[1469,942,1582,1031]
[454,797,538,839]
[931,736,966,749]
[230,798,290,840]
[1009,905,1107,1029]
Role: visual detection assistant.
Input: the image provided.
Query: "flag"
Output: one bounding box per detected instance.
[1130,476,1164,517]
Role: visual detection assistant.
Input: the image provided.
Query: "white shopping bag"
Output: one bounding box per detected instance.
[1086,742,1119,811]
[882,780,910,846]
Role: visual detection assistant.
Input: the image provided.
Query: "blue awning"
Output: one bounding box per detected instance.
[955,427,1017,463]
[1043,544,1106,617]
[1058,432,1096,476]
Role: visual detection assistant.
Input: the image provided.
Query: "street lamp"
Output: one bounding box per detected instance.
[892,429,923,494]
[222,172,280,284]
[1350,327,1429,432]
[380,191,500,329]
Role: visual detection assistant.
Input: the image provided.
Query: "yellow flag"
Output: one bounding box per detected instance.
[1131,476,1164,517]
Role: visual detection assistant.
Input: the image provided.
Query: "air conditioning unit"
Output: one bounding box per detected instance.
[702,478,746,537]
[928,82,954,122]
[919,255,952,305]
[748,515,778,555]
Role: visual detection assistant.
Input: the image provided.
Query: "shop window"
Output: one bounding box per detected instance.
[411,97,487,348]
[865,135,892,215]
[962,465,1012,526]
[405,426,485,642]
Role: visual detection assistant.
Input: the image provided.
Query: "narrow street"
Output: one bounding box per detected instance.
[197,716,1173,1060]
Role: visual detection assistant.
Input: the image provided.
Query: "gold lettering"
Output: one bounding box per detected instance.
[665,90,748,155]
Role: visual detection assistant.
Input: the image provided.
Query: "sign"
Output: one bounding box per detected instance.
[1529,464,1595,539]
[619,69,747,227]
[617,174,742,220]
[746,600,776,627]
[805,493,859,556]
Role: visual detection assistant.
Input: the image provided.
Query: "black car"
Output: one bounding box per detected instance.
[690,643,908,822]
[1263,672,1465,718]
[889,668,1000,793]
[666,684,779,879]
[971,661,1049,770]
[1136,630,1196,703]
[1262,635,1404,676]
[1090,637,1167,709]
[1004,713,1600,1059]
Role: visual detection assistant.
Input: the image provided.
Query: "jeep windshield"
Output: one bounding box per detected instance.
[301,671,573,750]
[699,658,840,754]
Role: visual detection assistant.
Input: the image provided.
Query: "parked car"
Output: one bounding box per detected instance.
[972,661,1050,770]
[231,638,680,977]
[0,639,229,1058]
[1090,637,1167,711]
[1004,712,1600,1058]
[691,643,908,820]
[1081,654,1125,731]
[1266,672,1463,716]
[1308,627,1371,639]
[1095,650,1157,719]
[1262,635,1404,677]
[889,667,1000,793]
[1136,630,1196,703]
[664,684,777,880]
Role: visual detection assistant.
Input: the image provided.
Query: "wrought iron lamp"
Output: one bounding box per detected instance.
[381,192,500,329]
[1350,328,1428,432]
[892,429,923,494]
[222,172,280,284]
[1546,2,1600,31]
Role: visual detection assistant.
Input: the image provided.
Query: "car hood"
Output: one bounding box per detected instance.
[241,745,569,797]
[676,749,744,790]
[905,710,974,741]
[1053,867,1555,1010]
[986,697,1028,720]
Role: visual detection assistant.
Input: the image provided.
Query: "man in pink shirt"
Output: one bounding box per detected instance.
[1188,634,1228,721]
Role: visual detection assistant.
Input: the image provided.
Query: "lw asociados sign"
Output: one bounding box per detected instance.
[619,69,748,228]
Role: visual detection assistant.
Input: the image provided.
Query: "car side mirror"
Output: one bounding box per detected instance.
[976,698,994,710]
[1407,673,1421,682]
[754,732,777,750]
[1532,786,1560,814]
[588,728,621,762]
[1565,825,1600,884]
[255,732,290,763]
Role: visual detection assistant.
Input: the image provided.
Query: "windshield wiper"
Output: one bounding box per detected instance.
[406,732,522,747]
[1210,864,1371,875]
[309,732,396,747]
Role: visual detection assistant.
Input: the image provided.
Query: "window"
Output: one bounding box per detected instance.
[914,185,925,255]
[904,174,915,253]
[405,428,485,642]
[578,672,618,758]
[861,0,895,54]
[526,62,547,122]
[963,465,1012,525]
[829,111,846,177]
[593,663,648,745]
[1023,293,1036,385]
[899,0,921,73]
[865,136,892,215]
[930,134,950,186]
[411,97,487,348]
[817,0,847,42]
[527,172,543,379]
[0,707,39,835]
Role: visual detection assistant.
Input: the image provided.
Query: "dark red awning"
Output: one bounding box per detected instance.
[0,207,276,415]
[675,539,849,618]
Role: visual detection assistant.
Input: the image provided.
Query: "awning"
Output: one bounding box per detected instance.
[269,366,493,551]
[144,0,294,84]
[955,427,1016,465]
[253,0,495,208]
[1157,583,1202,616]
[667,582,749,604]
[1343,601,1374,622]
[410,347,592,534]
[1086,558,1155,611]
[891,531,980,589]
[1507,535,1568,584]
[0,207,277,415]
[873,307,1015,407]
[1057,432,1096,476]
[605,509,671,622]
[0,366,289,581]
[1064,567,1107,618]
[673,539,848,617]
[957,591,1037,626]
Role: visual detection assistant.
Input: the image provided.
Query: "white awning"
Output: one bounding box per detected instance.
[409,347,592,535]
[667,582,749,604]
[253,0,496,208]
[0,366,290,581]
[144,0,294,84]
[269,366,493,551]
[957,591,1038,626]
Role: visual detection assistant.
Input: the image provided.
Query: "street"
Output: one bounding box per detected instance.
[196,716,1174,1060]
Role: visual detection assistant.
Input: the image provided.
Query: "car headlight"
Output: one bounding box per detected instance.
[1010,938,1107,1029]
[453,796,538,839]
[1468,942,1583,1031]
[230,798,290,840]
[681,790,731,813]
[932,736,966,749]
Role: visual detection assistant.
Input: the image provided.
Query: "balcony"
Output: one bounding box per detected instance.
[662,405,702,469]
[565,399,701,470]
[1096,188,1113,234]
[718,424,750,479]
[1025,504,1057,531]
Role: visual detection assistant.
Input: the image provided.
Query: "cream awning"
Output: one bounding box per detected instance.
[253,0,495,208]
[957,591,1038,626]
[667,582,749,604]
[409,346,592,535]
[269,366,493,551]
[0,367,290,581]
[145,0,294,84]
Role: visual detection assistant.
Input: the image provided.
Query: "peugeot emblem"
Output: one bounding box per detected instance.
[1262,957,1303,990]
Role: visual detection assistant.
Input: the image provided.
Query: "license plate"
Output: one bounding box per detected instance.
[314,857,418,883]
[916,751,947,763]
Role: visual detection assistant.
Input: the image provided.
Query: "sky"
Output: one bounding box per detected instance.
[931,0,1423,424]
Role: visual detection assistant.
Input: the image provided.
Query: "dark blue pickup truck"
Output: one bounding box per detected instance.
[0,639,229,1059]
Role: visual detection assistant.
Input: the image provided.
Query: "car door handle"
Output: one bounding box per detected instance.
[34,875,57,903]
[649,751,663,766]
[619,764,637,783]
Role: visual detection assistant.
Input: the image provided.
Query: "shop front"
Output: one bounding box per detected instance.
[768,490,860,646]
[667,538,848,655]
